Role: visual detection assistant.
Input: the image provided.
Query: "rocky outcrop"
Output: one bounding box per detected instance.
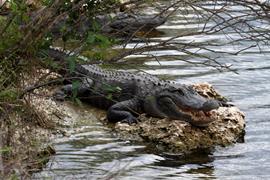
[113,83,245,152]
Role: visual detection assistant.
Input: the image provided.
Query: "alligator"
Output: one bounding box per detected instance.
[50,12,166,38]
[96,12,166,35]
[48,48,220,127]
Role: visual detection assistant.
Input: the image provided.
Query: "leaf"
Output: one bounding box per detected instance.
[0,89,18,101]
[106,93,113,100]
[102,84,122,93]
[10,2,18,12]
[116,86,122,91]
[91,19,101,32]
[95,34,111,48]
[75,97,83,107]
[0,146,12,154]
[67,56,76,73]
[71,80,80,99]
[87,32,96,45]
[42,0,53,6]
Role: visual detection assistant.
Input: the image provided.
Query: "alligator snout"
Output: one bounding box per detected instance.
[201,100,220,111]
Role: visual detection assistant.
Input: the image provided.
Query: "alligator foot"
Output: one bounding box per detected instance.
[53,90,66,101]
[218,101,234,107]
[121,116,139,124]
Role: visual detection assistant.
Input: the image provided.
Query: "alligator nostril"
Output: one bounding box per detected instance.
[202,100,220,111]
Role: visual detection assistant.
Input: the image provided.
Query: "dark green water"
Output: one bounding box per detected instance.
[33,1,270,179]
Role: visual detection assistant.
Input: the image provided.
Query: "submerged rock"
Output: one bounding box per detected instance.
[113,83,245,152]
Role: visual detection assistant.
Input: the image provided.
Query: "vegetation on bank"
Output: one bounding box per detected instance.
[0,0,124,177]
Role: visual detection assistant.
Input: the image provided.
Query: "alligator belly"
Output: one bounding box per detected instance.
[79,95,115,110]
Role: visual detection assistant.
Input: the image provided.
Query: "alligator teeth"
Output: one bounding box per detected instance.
[204,111,211,116]
[179,108,216,124]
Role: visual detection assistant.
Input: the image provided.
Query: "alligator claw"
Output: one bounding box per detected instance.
[218,100,234,107]
[121,116,139,124]
[53,90,66,101]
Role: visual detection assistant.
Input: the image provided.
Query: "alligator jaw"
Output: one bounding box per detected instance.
[178,108,218,127]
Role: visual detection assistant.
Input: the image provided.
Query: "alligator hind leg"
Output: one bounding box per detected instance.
[107,98,141,124]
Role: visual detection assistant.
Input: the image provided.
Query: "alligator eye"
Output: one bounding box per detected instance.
[177,89,185,96]
[185,86,196,94]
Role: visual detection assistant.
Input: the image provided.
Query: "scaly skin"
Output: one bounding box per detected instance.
[49,48,220,127]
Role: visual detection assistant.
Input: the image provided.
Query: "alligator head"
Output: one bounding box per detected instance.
[144,84,220,127]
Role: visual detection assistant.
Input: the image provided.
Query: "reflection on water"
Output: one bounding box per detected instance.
[33,1,270,179]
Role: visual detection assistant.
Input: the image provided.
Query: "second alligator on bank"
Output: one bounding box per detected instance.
[49,12,166,38]
[48,48,223,127]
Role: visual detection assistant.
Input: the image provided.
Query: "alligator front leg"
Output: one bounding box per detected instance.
[54,78,93,100]
[107,98,141,124]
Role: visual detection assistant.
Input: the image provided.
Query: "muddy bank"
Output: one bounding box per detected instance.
[0,68,81,177]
